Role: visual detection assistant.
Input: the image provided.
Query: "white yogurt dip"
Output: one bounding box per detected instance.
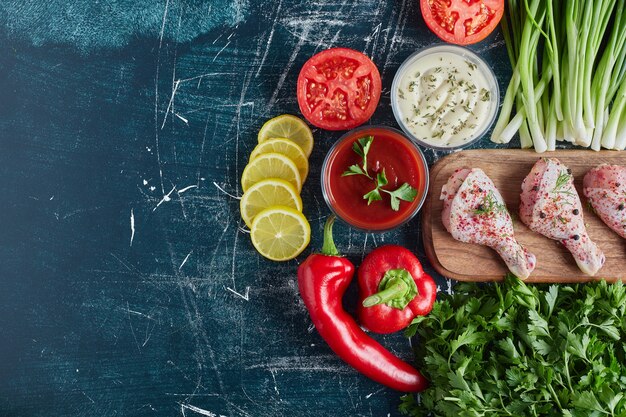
[391,45,499,149]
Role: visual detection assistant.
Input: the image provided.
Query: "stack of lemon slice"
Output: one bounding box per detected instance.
[240,115,313,261]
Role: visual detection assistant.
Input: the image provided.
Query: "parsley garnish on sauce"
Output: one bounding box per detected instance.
[342,136,417,211]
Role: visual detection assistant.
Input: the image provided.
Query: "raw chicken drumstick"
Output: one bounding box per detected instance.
[441,168,536,279]
[520,158,605,276]
[583,164,626,239]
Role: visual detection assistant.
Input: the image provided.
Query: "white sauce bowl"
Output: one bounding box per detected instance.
[391,44,500,151]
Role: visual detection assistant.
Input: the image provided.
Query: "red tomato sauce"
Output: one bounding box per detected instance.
[323,127,428,231]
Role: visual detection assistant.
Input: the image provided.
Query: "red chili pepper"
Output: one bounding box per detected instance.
[357,245,437,334]
[297,216,428,392]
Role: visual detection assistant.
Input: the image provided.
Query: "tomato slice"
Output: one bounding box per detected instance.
[420,0,504,45]
[297,48,382,131]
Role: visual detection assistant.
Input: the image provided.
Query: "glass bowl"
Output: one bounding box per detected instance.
[321,125,429,232]
[391,44,500,151]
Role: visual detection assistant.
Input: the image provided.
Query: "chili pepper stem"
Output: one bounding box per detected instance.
[321,215,340,257]
[362,279,409,307]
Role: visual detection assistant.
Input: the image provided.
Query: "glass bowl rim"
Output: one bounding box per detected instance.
[390,44,500,151]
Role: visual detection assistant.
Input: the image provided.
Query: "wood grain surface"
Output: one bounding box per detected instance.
[422,150,626,283]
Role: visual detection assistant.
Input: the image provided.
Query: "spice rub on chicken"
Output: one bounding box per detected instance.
[583,164,626,239]
[520,158,605,276]
[441,167,536,280]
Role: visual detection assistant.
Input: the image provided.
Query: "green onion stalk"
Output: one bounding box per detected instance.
[597,1,626,149]
[492,0,626,152]
[519,0,547,152]
[605,79,626,150]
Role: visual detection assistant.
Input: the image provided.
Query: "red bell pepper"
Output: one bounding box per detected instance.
[297,216,428,392]
[357,245,437,334]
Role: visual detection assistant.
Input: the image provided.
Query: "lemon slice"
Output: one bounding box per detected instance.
[240,179,303,228]
[249,138,309,182]
[258,115,314,157]
[241,153,302,193]
[250,206,311,261]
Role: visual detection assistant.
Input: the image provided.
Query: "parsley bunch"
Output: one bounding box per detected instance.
[342,136,417,211]
[400,275,626,417]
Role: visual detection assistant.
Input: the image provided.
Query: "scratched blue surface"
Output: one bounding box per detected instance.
[0,1,511,416]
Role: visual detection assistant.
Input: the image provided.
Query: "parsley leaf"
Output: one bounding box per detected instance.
[400,275,626,417]
[376,169,388,187]
[342,138,418,211]
[543,285,558,318]
[382,183,418,211]
[366,169,417,211]
[343,136,374,178]
[353,135,373,156]
[449,327,486,357]
[341,164,366,177]
[363,187,382,205]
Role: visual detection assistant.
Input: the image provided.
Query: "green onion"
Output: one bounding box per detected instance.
[493,0,626,151]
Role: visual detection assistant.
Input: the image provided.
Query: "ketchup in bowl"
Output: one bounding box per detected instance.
[322,126,429,231]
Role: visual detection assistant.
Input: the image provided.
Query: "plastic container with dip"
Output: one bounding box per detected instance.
[391,45,499,150]
[321,126,429,232]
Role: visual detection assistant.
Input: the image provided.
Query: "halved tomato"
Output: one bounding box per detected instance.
[297,48,381,131]
[420,0,504,45]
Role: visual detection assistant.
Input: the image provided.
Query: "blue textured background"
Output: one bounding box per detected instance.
[0,1,510,416]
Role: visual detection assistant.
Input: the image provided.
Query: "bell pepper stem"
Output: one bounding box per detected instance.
[321,215,340,257]
[362,279,408,307]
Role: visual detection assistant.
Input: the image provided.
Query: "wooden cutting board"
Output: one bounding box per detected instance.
[422,149,626,283]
